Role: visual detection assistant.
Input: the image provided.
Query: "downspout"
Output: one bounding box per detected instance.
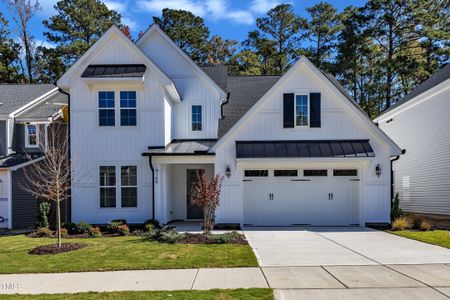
[148,155,155,220]
[58,88,71,223]
[390,149,406,200]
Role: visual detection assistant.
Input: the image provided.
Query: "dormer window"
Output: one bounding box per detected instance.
[25,124,39,148]
[295,95,309,127]
[191,105,202,131]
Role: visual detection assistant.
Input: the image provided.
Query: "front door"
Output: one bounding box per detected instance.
[187,169,204,219]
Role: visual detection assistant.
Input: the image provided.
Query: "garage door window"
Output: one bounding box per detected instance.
[333,169,357,176]
[304,170,328,176]
[244,170,268,177]
[274,170,298,177]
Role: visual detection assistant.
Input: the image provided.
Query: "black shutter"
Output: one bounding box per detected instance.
[310,93,321,128]
[283,93,294,128]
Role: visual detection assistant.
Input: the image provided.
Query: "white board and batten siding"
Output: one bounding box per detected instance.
[377,81,450,215]
[215,62,393,226]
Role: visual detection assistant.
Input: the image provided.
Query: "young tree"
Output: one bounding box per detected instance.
[21,123,70,247]
[153,8,210,64]
[0,12,21,82]
[255,4,305,73]
[43,0,121,67]
[3,0,40,82]
[302,1,341,72]
[206,35,237,66]
[191,172,223,234]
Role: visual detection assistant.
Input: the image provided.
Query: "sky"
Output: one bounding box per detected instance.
[0,0,366,48]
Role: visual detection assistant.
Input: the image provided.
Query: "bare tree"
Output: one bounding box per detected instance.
[191,172,223,234]
[3,0,40,82]
[21,122,69,247]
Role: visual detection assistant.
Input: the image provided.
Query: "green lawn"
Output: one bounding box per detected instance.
[391,230,450,248]
[0,235,258,274]
[0,289,273,300]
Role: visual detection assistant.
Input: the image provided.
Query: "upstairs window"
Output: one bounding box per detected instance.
[121,166,137,208]
[120,91,137,126]
[98,91,115,126]
[295,95,308,126]
[192,105,202,131]
[25,124,39,148]
[100,166,116,208]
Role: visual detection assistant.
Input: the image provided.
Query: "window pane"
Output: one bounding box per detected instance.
[100,166,115,186]
[121,187,137,207]
[274,170,298,177]
[244,170,268,177]
[99,109,115,126]
[120,109,137,126]
[121,166,137,186]
[296,95,308,126]
[304,170,328,176]
[100,187,116,208]
[333,169,358,176]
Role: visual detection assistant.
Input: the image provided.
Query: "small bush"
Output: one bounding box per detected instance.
[117,224,130,236]
[391,217,411,231]
[34,227,53,237]
[88,227,102,238]
[56,228,69,238]
[419,220,433,231]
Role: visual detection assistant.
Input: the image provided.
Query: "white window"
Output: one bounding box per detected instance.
[295,95,309,127]
[25,124,39,148]
[121,166,137,208]
[191,105,202,131]
[100,166,116,208]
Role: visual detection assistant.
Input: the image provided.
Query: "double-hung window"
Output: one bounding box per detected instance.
[100,166,116,208]
[120,91,137,126]
[99,91,115,126]
[191,105,202,131]
[25,124,39,147]
[121,166,137,207]
[295,95,308,126]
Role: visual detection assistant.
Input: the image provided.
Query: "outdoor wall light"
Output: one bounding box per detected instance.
[375,164,381,177]
[225,165,231,178]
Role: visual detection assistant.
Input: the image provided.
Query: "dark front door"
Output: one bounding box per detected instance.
[187,169,204,219]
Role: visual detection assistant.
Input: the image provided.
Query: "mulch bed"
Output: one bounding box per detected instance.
[177,233,248,245]
[28,243,86,255]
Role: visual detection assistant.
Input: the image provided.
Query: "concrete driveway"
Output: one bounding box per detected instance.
[243,227,450,266]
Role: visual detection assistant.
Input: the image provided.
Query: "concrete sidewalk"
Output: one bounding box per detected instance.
[1,264,450,298]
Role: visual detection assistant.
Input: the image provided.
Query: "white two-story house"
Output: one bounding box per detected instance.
[58,25,402,227]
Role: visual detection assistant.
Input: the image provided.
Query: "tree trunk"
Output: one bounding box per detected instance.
[56,197,61,248]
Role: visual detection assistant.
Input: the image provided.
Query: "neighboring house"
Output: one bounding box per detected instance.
[375,64,450,218]
[0,84,68,229]
[58,25,401,227]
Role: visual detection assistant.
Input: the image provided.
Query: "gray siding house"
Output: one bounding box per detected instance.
[0,84,68,230]
[375,64,450,218]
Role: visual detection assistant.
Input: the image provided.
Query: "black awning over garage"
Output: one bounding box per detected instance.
[236,140,375,159]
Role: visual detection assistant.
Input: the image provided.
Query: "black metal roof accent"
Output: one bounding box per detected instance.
[81,64,146,78]
[235,140,375,159]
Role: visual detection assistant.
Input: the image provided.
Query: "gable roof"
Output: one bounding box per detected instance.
[0,84,56,116]
[136,24,227,99]
[57,25,180,102]
[211,56,402,155]
[15,90,68,121]
[377,63,450,118]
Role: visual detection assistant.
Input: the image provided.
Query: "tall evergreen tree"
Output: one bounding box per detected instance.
[302,1,341,72]
[153,8,210,64]
[254,4,305,73]
[43,0,121,68]
[0,12,21,82]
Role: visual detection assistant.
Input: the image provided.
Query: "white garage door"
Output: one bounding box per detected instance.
[243,169,360,226]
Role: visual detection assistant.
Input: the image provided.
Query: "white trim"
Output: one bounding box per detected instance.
[136,24,227,100]
[212,56,402,156]
[7,170,11,229]
[24,123,40,148]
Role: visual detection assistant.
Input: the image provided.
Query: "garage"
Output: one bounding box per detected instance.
[243,168,360,226]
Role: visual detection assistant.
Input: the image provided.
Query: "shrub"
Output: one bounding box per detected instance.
[391,193,403,221]
[56,228,69,238]
[34,227,53,237]
[117,224,130,236]
[88,227,102,238]
[391,217,411,231]
[36,202,51,228]
[419,220,433,231]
